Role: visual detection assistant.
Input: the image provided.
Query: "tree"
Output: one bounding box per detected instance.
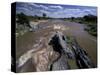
[71,17,75,21]
[43,13,46,18]
[16,13,30,28]
[17,13,28,25]
[83,14,97,23]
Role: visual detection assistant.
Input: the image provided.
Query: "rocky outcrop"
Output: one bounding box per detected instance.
[17,31,94,72]
[71,38,95,68]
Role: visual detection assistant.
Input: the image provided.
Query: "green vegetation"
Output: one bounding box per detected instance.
[67,59,78,69]
[84,24,97,36]
[43,13,46,18]
[16,12,51,37]
[16,13,31,37]
[63,14,97,37]
[66,36,74,44]
[83,14,97,23]
[16,12,97,37]
[83,14,97,37]
[16,13,29,26]
[65,36,78,69]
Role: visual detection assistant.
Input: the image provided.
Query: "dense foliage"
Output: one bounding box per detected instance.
[16,13,30,27]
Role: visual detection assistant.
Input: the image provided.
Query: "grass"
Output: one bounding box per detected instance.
[65,36,78,69]
[67,59,78,69]
[66,36,74,44]
[84,24,97,37]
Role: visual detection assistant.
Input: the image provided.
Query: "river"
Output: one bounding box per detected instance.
[16,20,97,72]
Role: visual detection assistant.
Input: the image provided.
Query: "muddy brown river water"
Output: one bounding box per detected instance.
[53,20,97,66]
[16,20,97,72]
[56,21,97,66]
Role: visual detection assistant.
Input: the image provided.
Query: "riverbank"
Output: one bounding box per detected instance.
[16,20,97,72]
